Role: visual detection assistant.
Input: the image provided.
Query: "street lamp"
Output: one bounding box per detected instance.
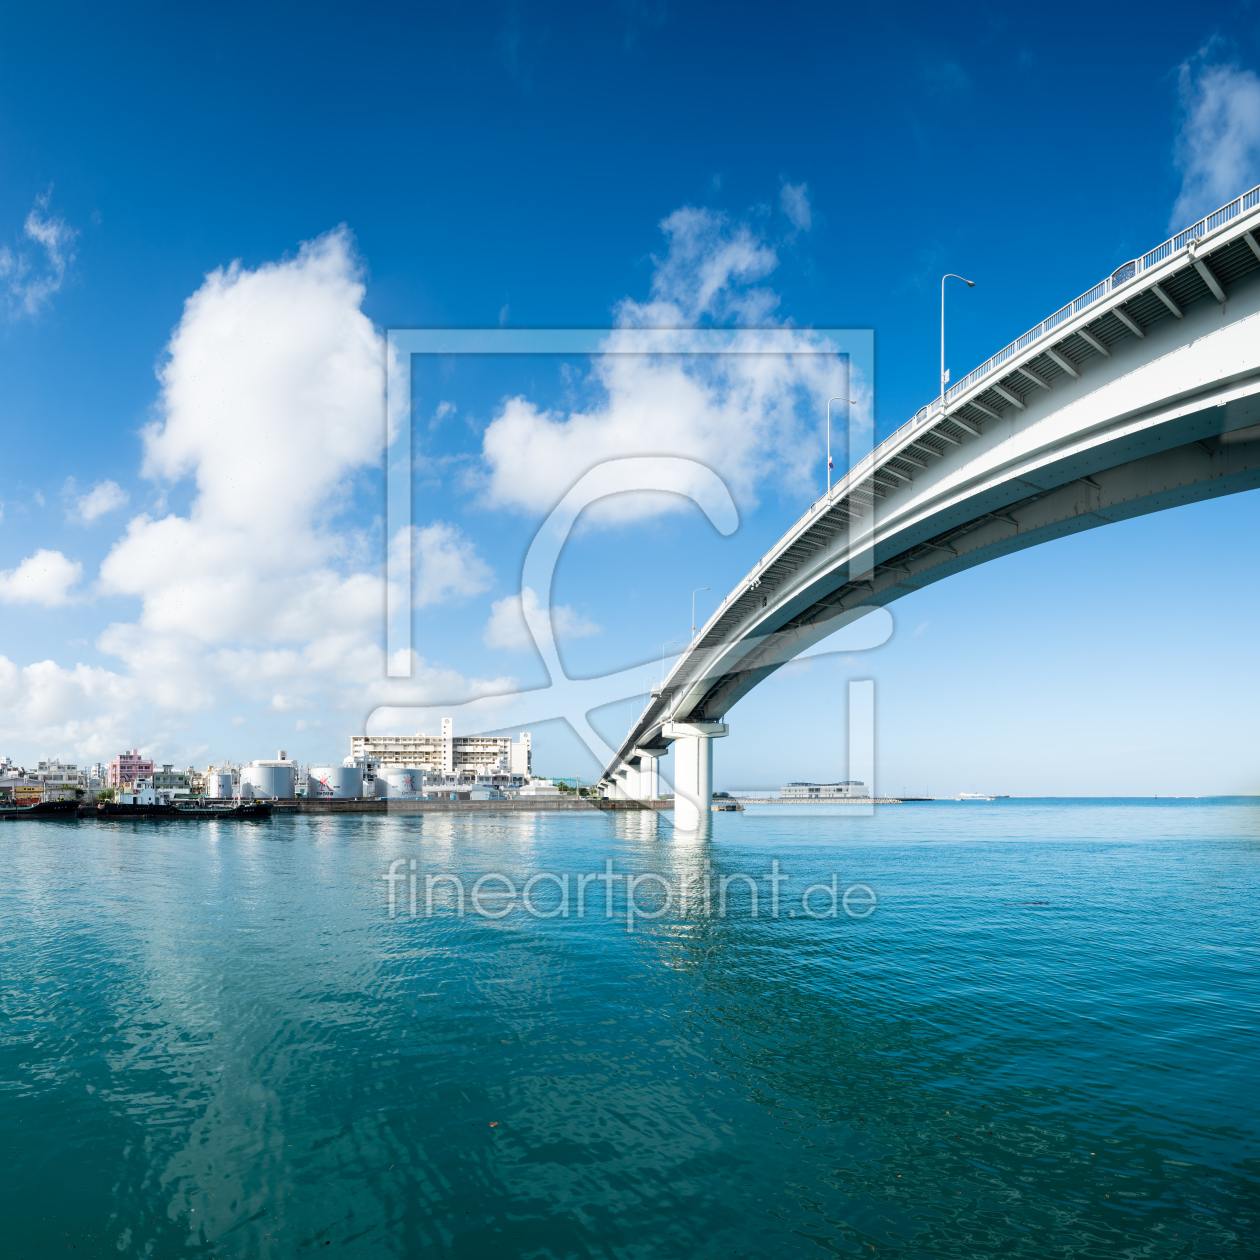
[691,587,710,640]
[826,396,857,492]
[660,639,677,687]
[940,273,976,417]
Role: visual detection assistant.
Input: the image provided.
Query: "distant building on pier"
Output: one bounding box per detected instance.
[780,781,868,800]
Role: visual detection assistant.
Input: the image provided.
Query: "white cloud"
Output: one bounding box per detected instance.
[483,587,601,652]
[97,227,384,654]
[0,191,77,317]
[393,521,493,609]
[478,204,860,523]
[66,226,502,728]
[630,205,779,326]
[0,549,82,606]
[70,479,129,523]
[1171,52,1260,228]
[780,182,812,232]
[0,654,137,757]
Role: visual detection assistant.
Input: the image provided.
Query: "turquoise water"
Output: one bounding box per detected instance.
[1,800,1256,1257]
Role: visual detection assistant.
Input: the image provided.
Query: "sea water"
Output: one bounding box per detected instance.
[1,799,1256,1257]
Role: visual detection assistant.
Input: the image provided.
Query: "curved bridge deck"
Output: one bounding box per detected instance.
[602,185,1260,798]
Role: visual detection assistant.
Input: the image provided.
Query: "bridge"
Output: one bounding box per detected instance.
[599,185,1260,826]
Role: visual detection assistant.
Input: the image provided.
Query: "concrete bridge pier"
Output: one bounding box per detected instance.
[633,746,669,800]
[663,722,728,830]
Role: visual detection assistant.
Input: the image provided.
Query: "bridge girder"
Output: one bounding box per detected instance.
[603,191,1260,797]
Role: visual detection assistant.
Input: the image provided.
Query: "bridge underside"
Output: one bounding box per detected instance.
[601,194,1260,811]
[695,389,1260,718]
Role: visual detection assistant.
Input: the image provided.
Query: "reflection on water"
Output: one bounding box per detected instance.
[1,801,1256,1257]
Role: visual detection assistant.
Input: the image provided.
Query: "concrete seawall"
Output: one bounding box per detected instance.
[288,798,673,814]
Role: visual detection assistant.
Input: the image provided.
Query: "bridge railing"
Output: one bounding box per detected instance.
[936,183,1260,415]
[784,184,1260,528]
[681,182,1260,700]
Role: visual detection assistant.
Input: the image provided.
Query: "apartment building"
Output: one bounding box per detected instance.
[109,750,155,788]
[350,718,531,784]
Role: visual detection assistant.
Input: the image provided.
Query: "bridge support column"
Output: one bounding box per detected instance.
[632,746,670,801]
[662,722,729,830]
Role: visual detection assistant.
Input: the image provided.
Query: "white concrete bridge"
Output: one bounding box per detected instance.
[601,185,1260,826]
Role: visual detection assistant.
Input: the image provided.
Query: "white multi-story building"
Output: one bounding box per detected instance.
[780,781,868,800]
[35,759,84,791]
[153,764,193,795]
[350,719,531,786]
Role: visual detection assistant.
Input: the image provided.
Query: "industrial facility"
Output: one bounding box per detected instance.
[4,720,547,807]
[350,719,531,787]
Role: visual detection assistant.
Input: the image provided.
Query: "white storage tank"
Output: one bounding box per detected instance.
[206,772,234,799]
[241,759,296,800]
[307,765,363,799]
[380,767,424,798]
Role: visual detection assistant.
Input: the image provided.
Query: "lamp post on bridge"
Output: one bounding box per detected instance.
[691,587,709,640]
[940,273,976,417]
[826,396,857,492]
[660,639,677,688]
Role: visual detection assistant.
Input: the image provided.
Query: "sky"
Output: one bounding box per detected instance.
[1,0,1259,795]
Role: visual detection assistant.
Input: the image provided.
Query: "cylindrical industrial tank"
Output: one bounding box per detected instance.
[206,772,234,799]
[307,765,363,799]
[379,767,424,798]
[240,760,297,800]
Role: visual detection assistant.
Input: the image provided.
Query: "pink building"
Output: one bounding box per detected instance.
[108,750,154,788]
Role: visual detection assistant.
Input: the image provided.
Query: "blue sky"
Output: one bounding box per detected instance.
[1,0,1258,794]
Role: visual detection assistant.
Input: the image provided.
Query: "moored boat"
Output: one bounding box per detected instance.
[85,801,272,820]
[0,797,81,821]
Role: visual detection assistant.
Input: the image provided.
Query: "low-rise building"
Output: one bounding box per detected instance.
[109,750,155,788]
[780,781,868,800]
[517,778,562,797]
[153,764,192,796]
[35,759,83,792]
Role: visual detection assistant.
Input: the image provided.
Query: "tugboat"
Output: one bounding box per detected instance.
[0,797,81,821]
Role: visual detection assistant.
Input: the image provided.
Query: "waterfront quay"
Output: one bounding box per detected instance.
[281,797,673,814]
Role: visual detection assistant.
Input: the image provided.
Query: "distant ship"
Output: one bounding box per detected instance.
[955,792,996,801]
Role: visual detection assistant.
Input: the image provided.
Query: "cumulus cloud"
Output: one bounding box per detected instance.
[74,226,506,732]
[98,227,383,648]
[1171,52,1260,228]
[0,191,77,317]
[394,521,494,608]
[69,479,129,523]
[483,588,601,652]
[478,204,860,523]
[0,655,138,757]
[0,549,82,606]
